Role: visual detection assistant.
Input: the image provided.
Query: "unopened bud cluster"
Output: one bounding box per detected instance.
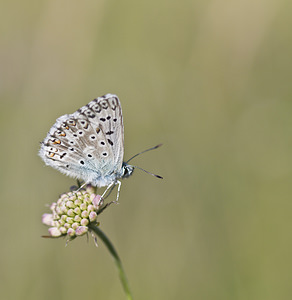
[42,185,102,238]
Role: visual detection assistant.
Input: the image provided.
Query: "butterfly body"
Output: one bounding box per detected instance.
[39,94,133,188]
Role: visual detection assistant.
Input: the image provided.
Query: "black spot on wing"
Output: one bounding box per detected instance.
[105,130,114,135]
[107,139,113,146]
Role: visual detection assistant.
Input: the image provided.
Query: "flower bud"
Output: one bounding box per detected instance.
[87,204,94,212]
[59,227,67,234]
[67,228,75,237]
[81,218,89,226]
[66,217,74,224]
[74,215,82,223]
[64,224,70,230]
[89,211,97,222]
[80,203,87,211]
[50,202,57,210]
[67,209,75,217]
[48,227,62,237]
[75,226,88,236]
[92,195,102,208]
[74,199,82,206]
[66,200,74,208]
[72,222,79,230]
[74,207,81,215]
[81,210,89,218]
[42,213,53,226]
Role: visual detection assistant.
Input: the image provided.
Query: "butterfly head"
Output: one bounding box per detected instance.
[122,163,134,179]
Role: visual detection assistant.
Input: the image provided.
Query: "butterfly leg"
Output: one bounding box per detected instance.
[99,182,115,205]
[70,181,89,193]
[77,181,88,191]
[114,180,122,203]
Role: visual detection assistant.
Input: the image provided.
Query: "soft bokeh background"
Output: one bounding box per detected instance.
[1,0,292,299]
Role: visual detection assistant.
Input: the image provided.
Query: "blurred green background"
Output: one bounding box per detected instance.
[1,0,292,299]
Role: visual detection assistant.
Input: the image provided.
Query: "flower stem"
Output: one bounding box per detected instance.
[89,224,133,300]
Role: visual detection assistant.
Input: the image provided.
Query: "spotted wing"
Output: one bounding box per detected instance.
[39,94,124,186]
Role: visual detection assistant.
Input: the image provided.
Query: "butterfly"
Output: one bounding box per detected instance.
[39,94,162,200]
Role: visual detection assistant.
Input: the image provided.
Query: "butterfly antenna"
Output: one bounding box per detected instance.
[126,144,163,164]
[132,165,163,179]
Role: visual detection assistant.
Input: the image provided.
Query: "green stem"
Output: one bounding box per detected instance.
[89,224,133,300]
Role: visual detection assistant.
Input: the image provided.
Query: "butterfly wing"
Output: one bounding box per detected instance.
[39,94,124,187]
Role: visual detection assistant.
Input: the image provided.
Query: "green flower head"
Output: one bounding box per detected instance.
[42,185,103,239]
